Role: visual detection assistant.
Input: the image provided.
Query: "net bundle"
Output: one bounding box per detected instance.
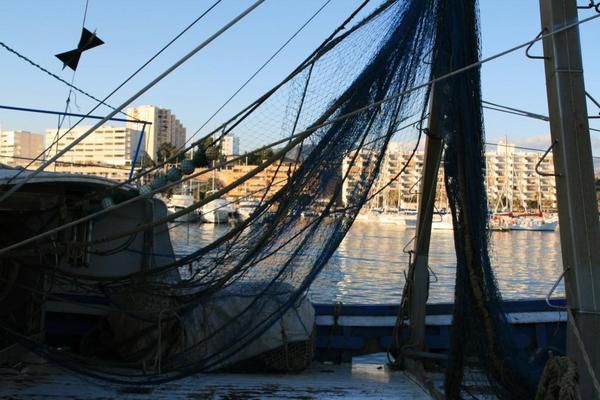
[1,0,438,384]
[1,1,545,395]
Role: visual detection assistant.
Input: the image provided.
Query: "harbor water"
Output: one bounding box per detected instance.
[169,222,564,304]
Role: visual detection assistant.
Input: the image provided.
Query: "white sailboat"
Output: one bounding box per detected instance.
[509,216,558,232]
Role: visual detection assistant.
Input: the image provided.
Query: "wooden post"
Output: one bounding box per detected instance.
[539,1,600,397]
[408,92,444,352]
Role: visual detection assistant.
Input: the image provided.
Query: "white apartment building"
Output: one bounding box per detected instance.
[221,134,240,157]
[486,141,556,211]
[126,105,186,162]
[0,130,45,164]
[342,141,557,212]
[44,126,141,166]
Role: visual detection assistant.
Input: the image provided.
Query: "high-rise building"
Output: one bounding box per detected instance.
[44,126,141,166]
[0,130,45,165]
[342,141,557,212]
[221,134,240,157]
[126,105,186,162]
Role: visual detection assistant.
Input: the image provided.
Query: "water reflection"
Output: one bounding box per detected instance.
[169,222,565,304]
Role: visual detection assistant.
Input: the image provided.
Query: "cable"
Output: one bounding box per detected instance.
[183,0,333,148]
[111,8,600,195]
[483,98,600,133]
[0,0,265,205]
[0,40,133,119]
[4,0,224,183]
[3,6,598,253]
[482,100,549,121]
[81,0,90,27]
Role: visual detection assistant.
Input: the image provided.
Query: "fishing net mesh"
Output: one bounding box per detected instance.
[1,0,542,396]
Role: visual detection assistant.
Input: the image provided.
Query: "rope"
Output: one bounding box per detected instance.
[0,0,265,206]
[183,0,334,148]
[567,308,600,395]
[4,10,598,254]
[0,40,131,119]
[535,355,578,400]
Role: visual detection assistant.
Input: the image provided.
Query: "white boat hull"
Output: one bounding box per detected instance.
[201,198,236,224]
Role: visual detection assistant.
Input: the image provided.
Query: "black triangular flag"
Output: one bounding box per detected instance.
[55,27,104,71]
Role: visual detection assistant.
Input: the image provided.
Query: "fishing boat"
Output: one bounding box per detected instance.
[1,0,599,398]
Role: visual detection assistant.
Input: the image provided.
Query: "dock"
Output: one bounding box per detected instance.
[0,356,429,399]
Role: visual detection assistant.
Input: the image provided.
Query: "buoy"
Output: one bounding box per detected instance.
[139,185,153,196]
[101,197,114,209]
[150,175,167,190]
[167,167,183,182]
[181,159,195,175]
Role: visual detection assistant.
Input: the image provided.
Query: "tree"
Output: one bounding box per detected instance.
[193,136,222,167]
[156,142,183,164]
[246,148,274,165]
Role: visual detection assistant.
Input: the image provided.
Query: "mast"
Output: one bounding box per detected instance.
[539,0,600,397]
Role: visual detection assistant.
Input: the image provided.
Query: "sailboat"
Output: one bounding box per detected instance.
[199,161,237,224]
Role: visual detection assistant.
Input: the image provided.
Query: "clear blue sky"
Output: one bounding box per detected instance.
[0,0,598,154]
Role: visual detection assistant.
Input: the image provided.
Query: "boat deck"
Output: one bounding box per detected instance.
[0,354,430,399]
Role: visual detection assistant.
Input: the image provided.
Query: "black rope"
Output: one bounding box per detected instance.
[0,41,133,119]
[184,0,333,148]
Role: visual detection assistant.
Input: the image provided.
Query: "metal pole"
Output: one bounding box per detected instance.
[539,1,600,397]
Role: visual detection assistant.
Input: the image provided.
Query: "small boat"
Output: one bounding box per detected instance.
[237,199,260,220]
[510,217,558,232]
[166,193,201,222]
[200,190,237,224]
[376,210,417,228]
[431,212,453,230]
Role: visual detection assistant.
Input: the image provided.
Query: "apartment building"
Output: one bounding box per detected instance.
[0,130,44,165]
[44,126,141,166]
[486,141,557,211]
[221,134,240,157]
[126,105,186,161]
[342,141,557,212]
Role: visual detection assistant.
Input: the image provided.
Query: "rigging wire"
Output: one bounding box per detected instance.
[4,0,225,182]
[0,41,134,120]
[2,11,600,254]
[81,0,90,27]
[79,8,600,198]
[52,0,90,170]
[182,0,333,148]
[483,98,600,133]
[106,0,379,190]
[0,0,265,205]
